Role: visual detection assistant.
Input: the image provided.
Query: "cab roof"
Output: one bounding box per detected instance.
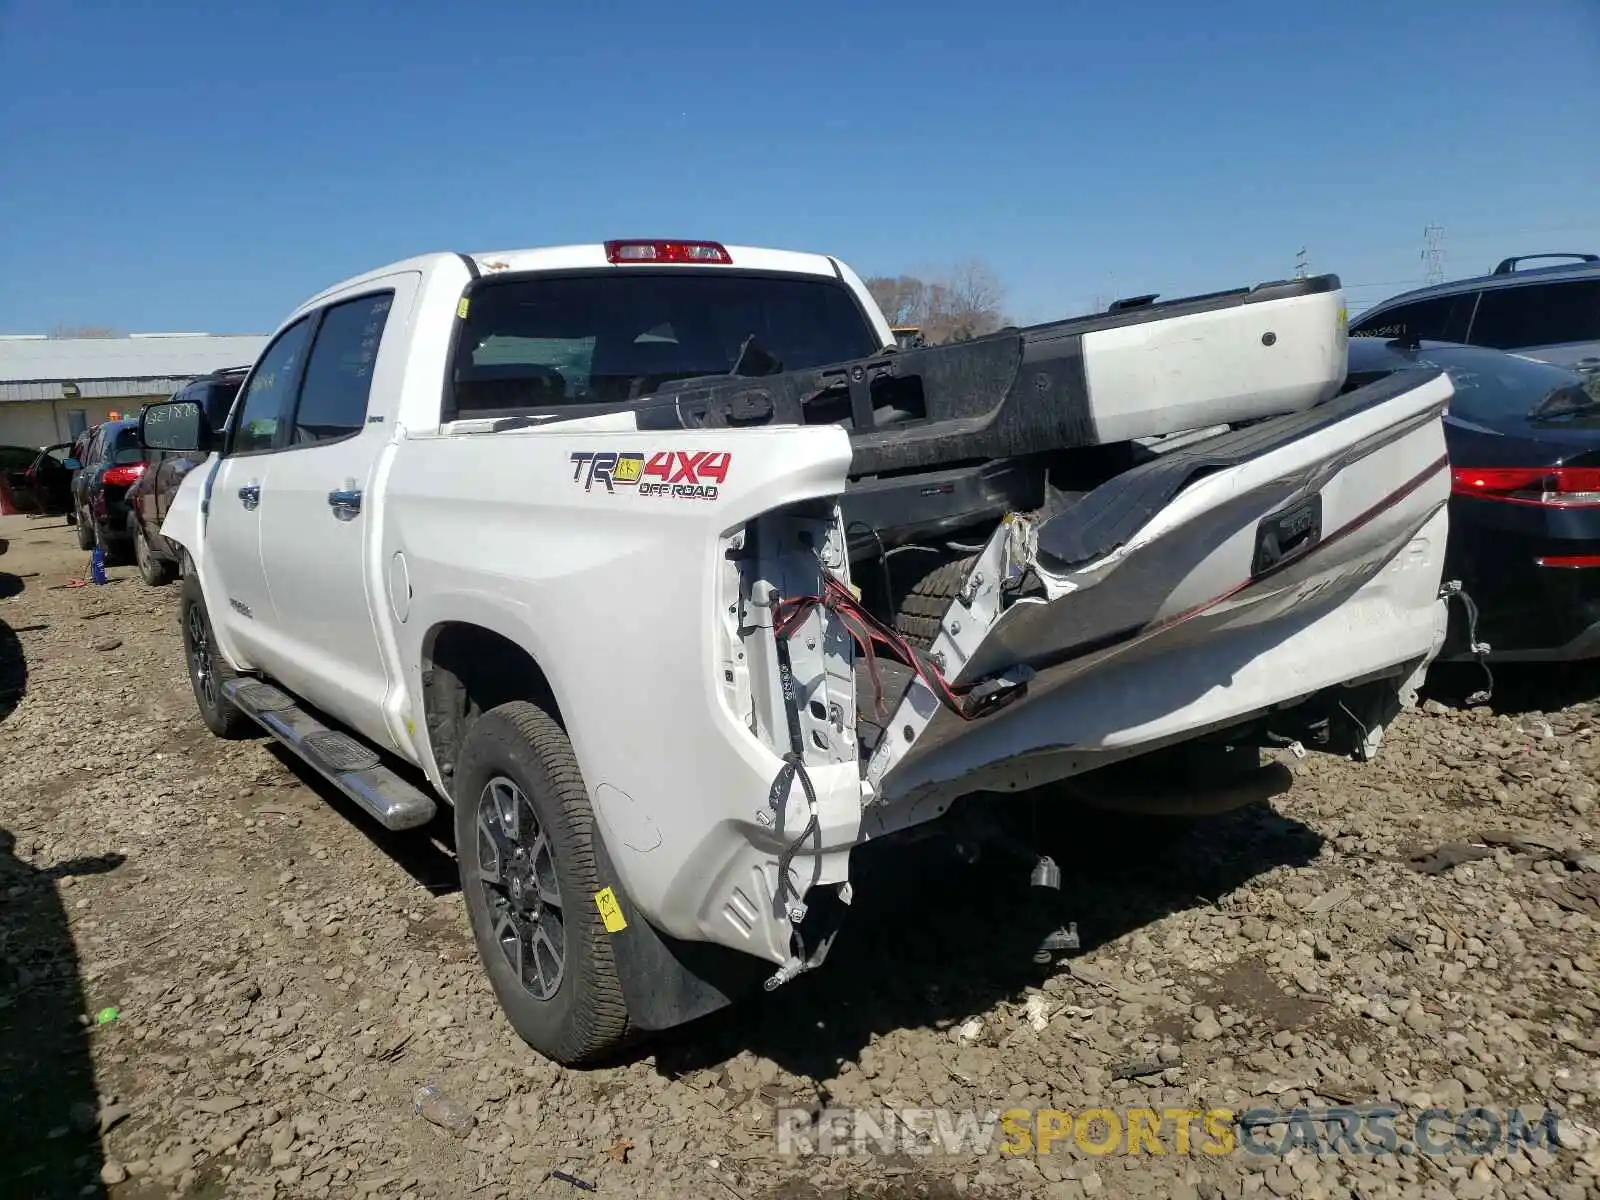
[467,242,846,279]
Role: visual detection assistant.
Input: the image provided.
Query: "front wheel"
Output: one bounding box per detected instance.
[179,571,252,738]
[453,701,631,1066]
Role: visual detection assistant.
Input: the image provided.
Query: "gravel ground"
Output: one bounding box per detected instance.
[3,512,1599,1200]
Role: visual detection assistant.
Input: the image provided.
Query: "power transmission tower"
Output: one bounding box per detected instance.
[1294,247,1308,279]
[1422,224,1446,285]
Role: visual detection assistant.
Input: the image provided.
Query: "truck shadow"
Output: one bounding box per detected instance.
[648,798,1323,1083]
[0,616,25,724]
[261,745,462,896]
[0,827,126,1199]
[253,721,1324,1082]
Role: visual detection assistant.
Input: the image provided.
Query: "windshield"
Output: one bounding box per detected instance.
[1411,345,1598,426]
[451,271,881,415]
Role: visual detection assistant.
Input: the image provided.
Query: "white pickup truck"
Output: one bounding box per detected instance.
[141,238,1459,1065]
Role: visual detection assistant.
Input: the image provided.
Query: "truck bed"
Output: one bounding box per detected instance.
[637,274,1348,475]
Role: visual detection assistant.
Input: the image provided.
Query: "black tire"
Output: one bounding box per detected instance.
[179,570,252,739]
[74,507,95,550]
[453,701,630,1066]
[132,517,176,586]
[894,554,978,649]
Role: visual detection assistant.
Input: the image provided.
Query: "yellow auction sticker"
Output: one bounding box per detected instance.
[456,296,471,320]
[594,887,627,933]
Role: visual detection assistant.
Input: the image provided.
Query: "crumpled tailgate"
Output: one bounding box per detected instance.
[865,365,1454,802]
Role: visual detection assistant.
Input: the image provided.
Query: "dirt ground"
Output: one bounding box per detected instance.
[2,512,1598,1200]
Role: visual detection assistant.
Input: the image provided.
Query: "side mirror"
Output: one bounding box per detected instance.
[63,458,81,470]
[139,399,213,454]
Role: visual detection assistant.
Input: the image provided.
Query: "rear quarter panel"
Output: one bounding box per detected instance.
[383,423,861,950]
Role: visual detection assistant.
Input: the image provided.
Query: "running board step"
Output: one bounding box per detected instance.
[222,678,437,832]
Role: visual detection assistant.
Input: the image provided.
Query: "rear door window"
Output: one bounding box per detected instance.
[290,292,394,445]
[109,426,144,465]
[1350,293,1476,343]
[1467,280,1600,350]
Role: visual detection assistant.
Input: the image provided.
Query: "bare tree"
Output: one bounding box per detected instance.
[863,275,929,329]
[864,261,1011,345]
[49,324,121,338]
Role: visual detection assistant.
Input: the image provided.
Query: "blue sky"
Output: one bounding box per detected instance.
[3,0,1597,334]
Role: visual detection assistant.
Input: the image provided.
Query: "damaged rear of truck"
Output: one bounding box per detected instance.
[150,241,1460,1066]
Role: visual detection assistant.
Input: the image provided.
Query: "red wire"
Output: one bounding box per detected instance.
[772,577,980,722]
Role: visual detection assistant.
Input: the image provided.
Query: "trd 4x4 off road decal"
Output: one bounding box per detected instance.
[569,450,731,501]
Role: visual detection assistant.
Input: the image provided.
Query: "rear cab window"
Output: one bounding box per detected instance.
[447,270,881,419]
[108,426,144,465]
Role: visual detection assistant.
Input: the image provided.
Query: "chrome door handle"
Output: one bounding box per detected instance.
[327,488,362,519]
[238,484,260,509]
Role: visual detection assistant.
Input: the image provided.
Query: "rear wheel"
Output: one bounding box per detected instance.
[74,506,95,550]
[453,701,631,1066]
[180,570,251,738]
[132,518,176,586]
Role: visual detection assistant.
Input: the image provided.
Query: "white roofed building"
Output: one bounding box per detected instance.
[0,332,267,447]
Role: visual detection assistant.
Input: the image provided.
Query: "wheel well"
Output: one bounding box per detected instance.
[421,623,561,794]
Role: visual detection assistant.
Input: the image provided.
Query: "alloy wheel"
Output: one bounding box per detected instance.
[185,602,217,711]
[474,775,566,1001]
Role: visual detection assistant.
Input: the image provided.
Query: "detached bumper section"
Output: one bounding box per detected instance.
[638,275,1349,475]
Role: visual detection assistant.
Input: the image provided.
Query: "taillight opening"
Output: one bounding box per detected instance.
[101,463,146,488]
[1536,555,1600,568]
[604,239,732,265]
[1450,466,1600,508]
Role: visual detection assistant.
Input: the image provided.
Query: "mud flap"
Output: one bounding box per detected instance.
[585,820,773,1032]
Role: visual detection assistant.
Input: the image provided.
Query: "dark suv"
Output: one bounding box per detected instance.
[1350,253,1600,374]
[70,419,147,559]
[126,367,247,584]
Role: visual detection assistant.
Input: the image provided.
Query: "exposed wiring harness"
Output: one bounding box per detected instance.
[1440,580,1494,706]
[763,567,1027,918]
[775,572,1023,724]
